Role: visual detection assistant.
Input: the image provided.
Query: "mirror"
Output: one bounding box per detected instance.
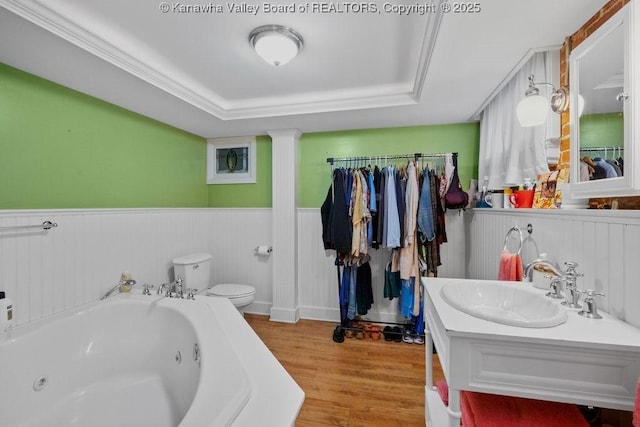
[569,3,637,198]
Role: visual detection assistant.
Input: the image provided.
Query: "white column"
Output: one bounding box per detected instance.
[268,129,301,323]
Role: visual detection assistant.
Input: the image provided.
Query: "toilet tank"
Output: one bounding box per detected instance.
[172,253,213,290]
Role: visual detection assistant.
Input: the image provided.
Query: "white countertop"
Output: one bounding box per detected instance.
[423,277,640,352]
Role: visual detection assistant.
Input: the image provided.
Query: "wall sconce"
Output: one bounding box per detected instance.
[249,25,304,66]
[516,74,569,127]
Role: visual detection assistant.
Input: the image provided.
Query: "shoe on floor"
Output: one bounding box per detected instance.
[383,326,394,341]
[332,326,345,343]
[402,331,415,344]
[392,326,403,342]
[371,325,382,340]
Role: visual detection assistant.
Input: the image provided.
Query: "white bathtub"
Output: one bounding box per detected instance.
[0,293,304,427]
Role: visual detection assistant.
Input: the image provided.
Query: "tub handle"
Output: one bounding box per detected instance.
[187,288,198,300]
[193,343,200,362]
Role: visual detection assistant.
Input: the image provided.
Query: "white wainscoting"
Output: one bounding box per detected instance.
[0,208,273,326]
[467,209,640,329]
[3,207,639,329]
[297,208,467,323]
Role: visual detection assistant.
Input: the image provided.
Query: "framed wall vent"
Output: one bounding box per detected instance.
[207,136,256,184]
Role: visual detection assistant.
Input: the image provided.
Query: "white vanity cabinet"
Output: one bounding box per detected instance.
[569,1,640,198]
[423,278,640,427]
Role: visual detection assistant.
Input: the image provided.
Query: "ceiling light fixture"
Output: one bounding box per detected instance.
[249,25,303,66]
[516,74,569,127]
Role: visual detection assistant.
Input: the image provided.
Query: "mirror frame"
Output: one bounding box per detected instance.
[569,2,638,198]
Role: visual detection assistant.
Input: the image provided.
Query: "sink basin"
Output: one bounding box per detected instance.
[440,280,568,328]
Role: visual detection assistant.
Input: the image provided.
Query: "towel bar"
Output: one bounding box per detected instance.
[0,220,58,232]
[503,226,524,254]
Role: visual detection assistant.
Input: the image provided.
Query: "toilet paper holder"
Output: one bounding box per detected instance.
[254,245,272,255]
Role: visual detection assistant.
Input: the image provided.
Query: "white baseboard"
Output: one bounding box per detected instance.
[298,306,340,322]
[243,301,271,316]
[298,306,408,324]
[269,306,300,323]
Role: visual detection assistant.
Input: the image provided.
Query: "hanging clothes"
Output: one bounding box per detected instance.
[324,154,454,325]
[340,264,351,321]
[321,168,352,254]
[400,161,420,281]
[392,162,421,317]
[356,261,373,315]
[347,263,357,319]
[367,170,377,247]
[424,169,445,275]
[350,170,365,256]
[374,166,386,250]
[417,168,435,242]
[383,261,401,300]
[383,166,401,248]
[396,167,406,247]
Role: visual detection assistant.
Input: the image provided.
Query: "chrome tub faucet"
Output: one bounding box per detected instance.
[100,279,137,300]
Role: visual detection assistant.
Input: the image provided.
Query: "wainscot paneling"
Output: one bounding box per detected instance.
[297,208,467,323]
[467,209,640,329]
[4,207,638,329]
[0,209,273,326]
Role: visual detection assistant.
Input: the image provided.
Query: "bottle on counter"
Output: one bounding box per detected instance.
[478,176,491,208]
[0,291,14,332]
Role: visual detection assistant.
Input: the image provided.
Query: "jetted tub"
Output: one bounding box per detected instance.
[0,293,304,427]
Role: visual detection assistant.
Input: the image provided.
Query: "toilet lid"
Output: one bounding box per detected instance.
[207,284,255,298]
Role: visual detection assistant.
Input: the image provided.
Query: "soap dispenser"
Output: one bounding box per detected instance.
[0,292,14,332]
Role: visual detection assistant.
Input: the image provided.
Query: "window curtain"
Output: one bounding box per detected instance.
[479,51,557,189]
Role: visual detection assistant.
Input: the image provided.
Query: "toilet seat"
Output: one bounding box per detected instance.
[206,284,256,299]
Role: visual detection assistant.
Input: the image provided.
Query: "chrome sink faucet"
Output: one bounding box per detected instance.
[524,257,561,282]
[562,261,583,309]
[161,276,184,298]
[577,289,605,319]
[545,276,564,299]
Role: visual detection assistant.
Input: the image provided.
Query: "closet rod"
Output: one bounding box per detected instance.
[579,146,624,152]
[326,151,458,165]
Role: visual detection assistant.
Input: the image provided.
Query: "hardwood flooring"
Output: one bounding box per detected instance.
[246,315,635,427]
[245,314,444,427]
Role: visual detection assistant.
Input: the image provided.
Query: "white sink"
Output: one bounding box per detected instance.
[440,280,567,328]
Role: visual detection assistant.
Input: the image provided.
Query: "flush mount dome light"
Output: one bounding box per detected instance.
[249,25,303,66]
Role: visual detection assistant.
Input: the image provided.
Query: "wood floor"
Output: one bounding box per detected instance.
[245,314,444,427]
[246,315,635,427]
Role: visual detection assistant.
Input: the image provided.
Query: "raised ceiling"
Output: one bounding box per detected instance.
[0,0,608,138]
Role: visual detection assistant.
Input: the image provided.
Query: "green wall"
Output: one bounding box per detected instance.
[579,112,624,149]
[2,62,480,210]
[298,124,480,208]
[0,62,207,209]
[202,123,481,208]
[207,135,272,207]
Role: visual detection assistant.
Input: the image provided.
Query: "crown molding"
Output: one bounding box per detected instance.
[1,0,442,120]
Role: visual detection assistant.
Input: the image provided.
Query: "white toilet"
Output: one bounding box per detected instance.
[172,253,256,313]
